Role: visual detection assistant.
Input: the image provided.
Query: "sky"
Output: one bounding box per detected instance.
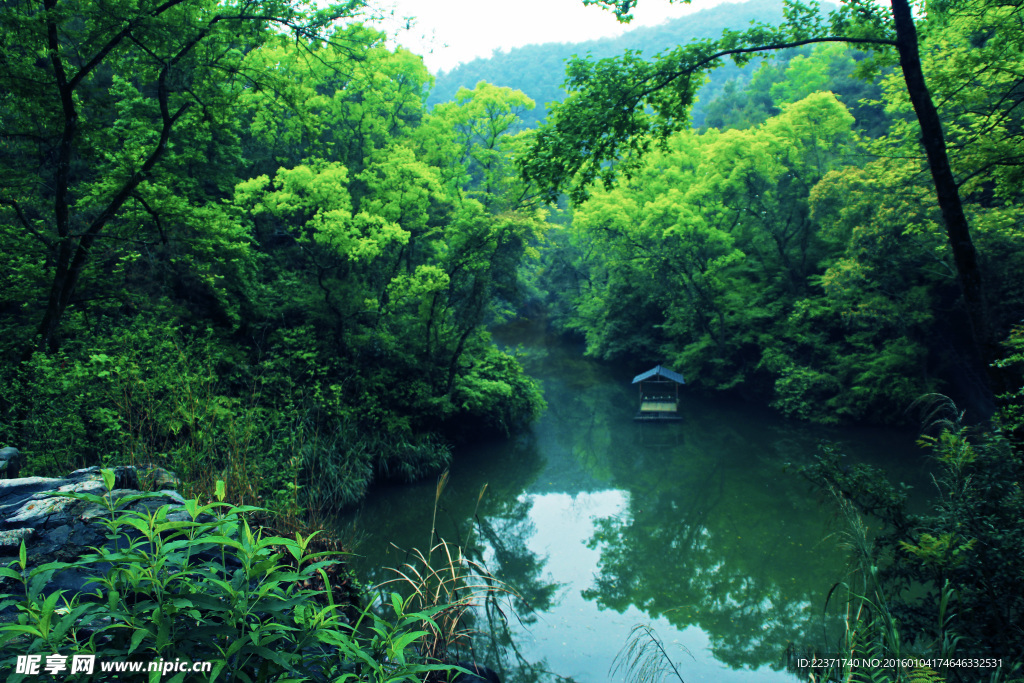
[376,0,729,73]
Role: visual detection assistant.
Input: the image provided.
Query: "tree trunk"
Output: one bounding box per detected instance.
[889,0,1004,394]
[31,35,188,355]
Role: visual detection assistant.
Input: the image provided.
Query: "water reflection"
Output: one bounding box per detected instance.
[338,322,926,682]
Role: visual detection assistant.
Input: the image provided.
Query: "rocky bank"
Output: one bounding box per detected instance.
[0,458,189,597]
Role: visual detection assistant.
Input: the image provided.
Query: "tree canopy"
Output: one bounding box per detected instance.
[524,0,1006,395]
[0,2,547,509]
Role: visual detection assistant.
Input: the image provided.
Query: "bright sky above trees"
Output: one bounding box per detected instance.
[381,0,728,72]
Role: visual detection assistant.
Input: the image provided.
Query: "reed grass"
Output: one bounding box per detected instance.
[611,623,691,683]
[371,472,516,680]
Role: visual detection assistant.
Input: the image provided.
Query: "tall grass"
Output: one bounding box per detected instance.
[366,472,516,680]
[791,491,1005,683]
[611,624,690,683]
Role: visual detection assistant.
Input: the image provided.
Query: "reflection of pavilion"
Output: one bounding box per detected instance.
[632,365,685,421]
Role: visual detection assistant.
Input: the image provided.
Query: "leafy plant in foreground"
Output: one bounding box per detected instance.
[0,470,458,682]
[801,414,1024,682]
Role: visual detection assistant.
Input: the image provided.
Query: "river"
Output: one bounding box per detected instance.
[337,320,932,683]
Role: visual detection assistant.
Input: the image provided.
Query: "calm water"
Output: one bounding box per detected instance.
[338,321,931,683]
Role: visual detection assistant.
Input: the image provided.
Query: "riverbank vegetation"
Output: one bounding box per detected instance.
[0,0,545,514]
[0,472,485,682]
[800,393,1024,681]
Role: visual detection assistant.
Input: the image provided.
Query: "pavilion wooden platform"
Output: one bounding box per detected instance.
[632,365,685,422]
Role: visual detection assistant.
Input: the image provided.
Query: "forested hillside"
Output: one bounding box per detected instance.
[429,0,790,129]
[0,3,545,512]
[525,0,1024,425]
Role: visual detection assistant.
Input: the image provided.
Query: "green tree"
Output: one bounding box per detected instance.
[0,5,547,507]
[699,52,789,131]
[770,43,890,136]
[417,82,537,210]
[561,93,869,412]
[236,26,432,179]
[0,0,364,355]
[873,0,1024,342]
[525,0,996,386]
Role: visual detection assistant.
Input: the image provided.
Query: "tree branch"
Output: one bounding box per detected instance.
[56,63,192,317]
[0,199,52,249]
[66,0,190,90]
[640,36,898,103]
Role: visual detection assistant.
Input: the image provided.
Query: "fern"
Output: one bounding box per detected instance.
[908,666,945,683]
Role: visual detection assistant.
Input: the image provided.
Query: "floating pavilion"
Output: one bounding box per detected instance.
[632,365,685,421]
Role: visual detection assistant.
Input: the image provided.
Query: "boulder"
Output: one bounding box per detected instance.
[0,464,191,600]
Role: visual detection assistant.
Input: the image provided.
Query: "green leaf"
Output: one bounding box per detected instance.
[390,591,404,618]
[102,468,116,492]
[192,534,243,551]
[389,629,428,657]
[128,625,152,655]
[0,566,23,581]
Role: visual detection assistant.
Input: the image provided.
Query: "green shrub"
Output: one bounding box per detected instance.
[0,471,457,682]
[2,312,543,518]
[802,417,1024,682]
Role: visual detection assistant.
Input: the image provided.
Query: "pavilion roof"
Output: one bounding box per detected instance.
[631,365,685,385]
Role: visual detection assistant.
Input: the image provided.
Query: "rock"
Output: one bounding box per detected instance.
[0,475,92,507]
[0,462,275,638]
[0,466,205,618]
[0,447,23,479]
[0,527,34,549]
[3,493,84,527]
[0,463,191,602]
[149,468,182,491]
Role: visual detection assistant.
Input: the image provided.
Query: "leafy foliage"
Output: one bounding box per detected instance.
[802,410,1024,678]
[523,0,1024,419]
[0,1,547,511]
[0,473,458,682]
[524,0,1024,424]
[535,90,941,421]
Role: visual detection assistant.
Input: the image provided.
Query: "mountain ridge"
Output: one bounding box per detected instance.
[426,0,793,128]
